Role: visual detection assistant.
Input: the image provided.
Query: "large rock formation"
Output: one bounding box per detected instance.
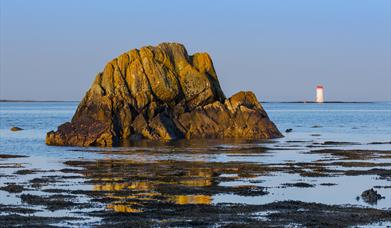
[46,43,282,147]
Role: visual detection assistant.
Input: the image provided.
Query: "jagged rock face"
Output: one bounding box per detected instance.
[46,43,282,147]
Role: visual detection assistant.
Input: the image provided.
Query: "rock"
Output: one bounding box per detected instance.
[361,188,384,204]
[46,42,282,147]
[10,127,23,131]
[0,184,24,193]
[0,154,28,159]
[282,182,315,188]
[311,125,322,128]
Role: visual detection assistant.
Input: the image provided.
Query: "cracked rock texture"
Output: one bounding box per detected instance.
[46,43,282,146]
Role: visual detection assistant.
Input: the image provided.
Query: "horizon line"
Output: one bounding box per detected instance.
[1,99,390,103]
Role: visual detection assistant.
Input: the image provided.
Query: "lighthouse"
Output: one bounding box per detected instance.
[316,85,324,103]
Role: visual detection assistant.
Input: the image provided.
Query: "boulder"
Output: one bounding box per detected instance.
[361,188,384,204]
[10,127,23,131]
[46,42,282,147]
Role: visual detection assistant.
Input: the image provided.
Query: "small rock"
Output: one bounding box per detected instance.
[14,169,35,175]
[320,183,337,186]
[10,127,23,131]
[368,141,391,145]
[282,182,315,188]
[0,184,24,193]
[285,128,293,133]
[361,188,384,204]
[0,154,28,159]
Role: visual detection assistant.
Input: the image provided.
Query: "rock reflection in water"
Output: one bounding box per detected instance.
[107,203,143,213]
[170,195,211,205]
[87,161,218,213]
[94,182,153,192]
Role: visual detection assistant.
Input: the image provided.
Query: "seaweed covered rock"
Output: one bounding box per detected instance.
[46,43,282,146]
[361,188,384,204]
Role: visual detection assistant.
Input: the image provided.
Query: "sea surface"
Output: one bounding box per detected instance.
[0,101,390,226]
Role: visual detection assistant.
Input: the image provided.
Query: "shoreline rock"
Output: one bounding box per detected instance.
[46,42,282,147]
[10,127,23,131]
[361,188,384,204]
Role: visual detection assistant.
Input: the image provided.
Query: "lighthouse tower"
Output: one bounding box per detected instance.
[316,85,324,103]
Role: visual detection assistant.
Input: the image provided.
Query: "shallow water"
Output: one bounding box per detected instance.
[0,101,390,226]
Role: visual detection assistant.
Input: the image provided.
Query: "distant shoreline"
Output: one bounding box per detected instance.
[260,101,378,104]
[1,100,387,103]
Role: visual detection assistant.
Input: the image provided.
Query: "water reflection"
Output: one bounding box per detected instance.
[170,195,212,205]
[94,181,153,192]
[85,160,225,212]
[107,203,143,213]
[60,139,391,215]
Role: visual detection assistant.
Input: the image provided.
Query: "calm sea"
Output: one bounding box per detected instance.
[1,101,390,158]
[0,101,390,213]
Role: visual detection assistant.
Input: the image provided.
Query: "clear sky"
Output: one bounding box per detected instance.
[1,0,390,101]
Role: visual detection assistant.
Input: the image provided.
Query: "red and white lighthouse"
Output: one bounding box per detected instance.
[316,85,324,103]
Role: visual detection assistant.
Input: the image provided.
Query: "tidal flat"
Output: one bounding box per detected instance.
[0,142,390,227]
[0,102,390,227]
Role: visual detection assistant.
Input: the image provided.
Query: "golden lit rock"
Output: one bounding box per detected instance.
[46,42,282,146]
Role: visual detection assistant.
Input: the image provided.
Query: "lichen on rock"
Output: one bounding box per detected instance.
[46,42,282,147]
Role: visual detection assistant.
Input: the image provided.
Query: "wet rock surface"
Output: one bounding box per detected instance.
[20,194,83,211]
[0,184,24,193]
[10,127,23,131]
[309,149,391,160]
[0,214,78,227]
[46,42,282,147]
[281,182,315,188]
[14,169,36,175]
[0,154,28,159]
[361,188,385,204]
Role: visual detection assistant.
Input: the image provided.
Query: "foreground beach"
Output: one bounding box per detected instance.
[0,102,390,227]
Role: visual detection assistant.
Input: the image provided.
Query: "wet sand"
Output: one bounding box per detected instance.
[0,140,390,227]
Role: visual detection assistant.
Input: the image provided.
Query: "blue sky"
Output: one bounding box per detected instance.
[1,0,390,101]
